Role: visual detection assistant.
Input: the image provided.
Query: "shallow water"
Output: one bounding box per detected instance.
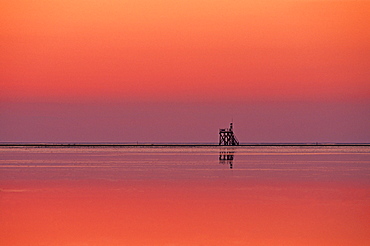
[1,146,369,245]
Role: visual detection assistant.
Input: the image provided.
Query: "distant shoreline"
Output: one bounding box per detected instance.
[1,143,369,147]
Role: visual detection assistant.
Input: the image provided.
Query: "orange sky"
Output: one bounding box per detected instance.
[1,0,369,102]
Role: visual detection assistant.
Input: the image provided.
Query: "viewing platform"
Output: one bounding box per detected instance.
[219,123,239,146]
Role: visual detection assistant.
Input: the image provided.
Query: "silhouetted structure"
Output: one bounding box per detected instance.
[219,123,239,146]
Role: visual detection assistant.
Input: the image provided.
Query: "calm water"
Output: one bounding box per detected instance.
[1,146,369,245]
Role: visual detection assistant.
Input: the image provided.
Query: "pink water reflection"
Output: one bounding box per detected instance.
[1,146,369,245]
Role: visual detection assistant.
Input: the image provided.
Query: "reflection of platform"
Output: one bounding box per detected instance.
[219,151,234,169]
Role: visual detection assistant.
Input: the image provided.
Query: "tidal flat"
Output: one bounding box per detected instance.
[1,146,369,245]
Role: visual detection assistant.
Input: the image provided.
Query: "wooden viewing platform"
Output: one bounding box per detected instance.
[219,123,239,146]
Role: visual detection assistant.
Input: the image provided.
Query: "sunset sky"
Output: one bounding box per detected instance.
[1,0,369,143]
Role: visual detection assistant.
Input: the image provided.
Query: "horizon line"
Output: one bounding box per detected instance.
[1,142,369,147]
